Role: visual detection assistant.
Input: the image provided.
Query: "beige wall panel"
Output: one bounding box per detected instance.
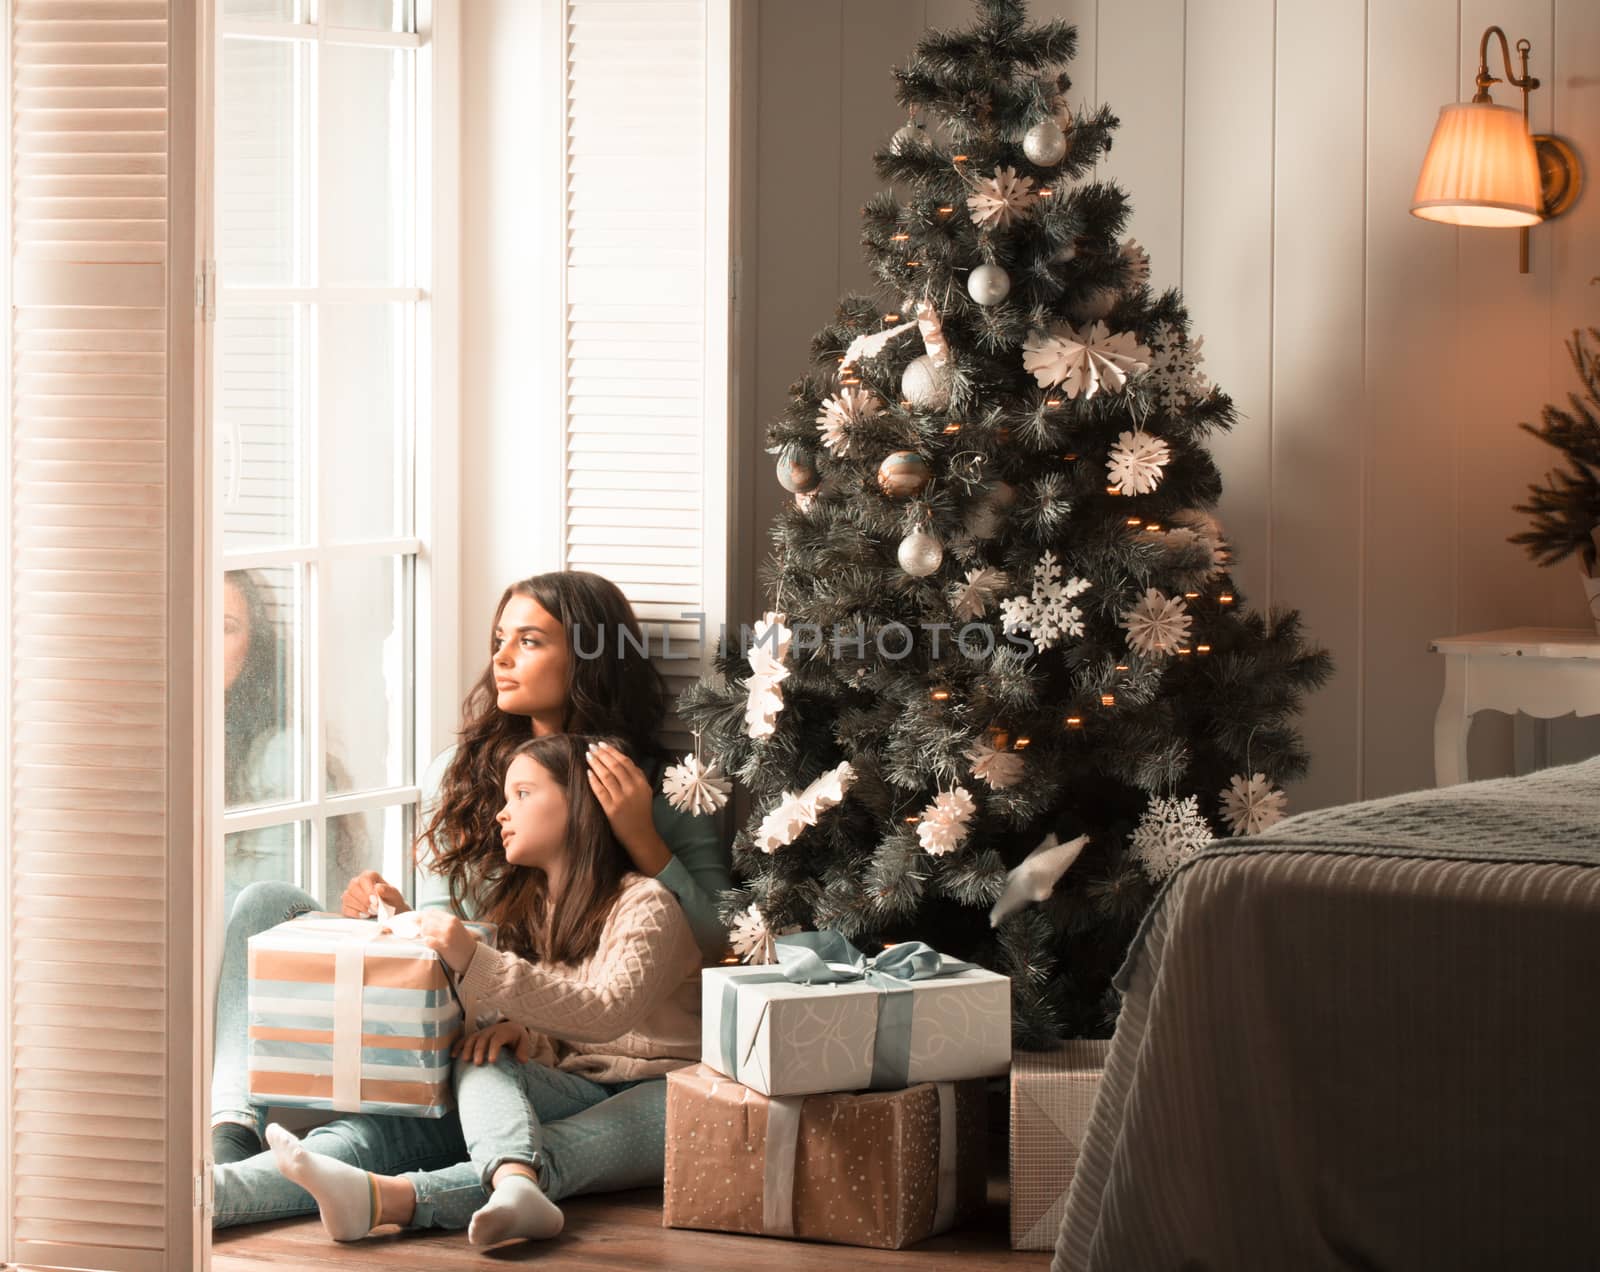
[1097,0,1185,293]
[1182,0,1274,618]
[1272,0,1366,808]
[1364,0,1463,798]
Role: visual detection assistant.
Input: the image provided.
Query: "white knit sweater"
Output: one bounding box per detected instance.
[456,873,703,1083]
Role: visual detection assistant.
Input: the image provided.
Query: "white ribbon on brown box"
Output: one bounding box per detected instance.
[759,1081,960,1238]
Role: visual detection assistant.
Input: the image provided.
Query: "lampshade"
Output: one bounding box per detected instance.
[1411,101,1542,227]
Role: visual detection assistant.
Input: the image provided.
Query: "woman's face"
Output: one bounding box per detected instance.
[492,593,570,727]
[496,754,568,870]
[223,579,251,691]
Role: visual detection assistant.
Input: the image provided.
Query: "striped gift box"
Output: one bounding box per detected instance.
[247,912,496,1118]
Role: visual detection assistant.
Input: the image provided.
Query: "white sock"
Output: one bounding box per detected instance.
[265,1123,376,1242]
[467,1171,564,1246]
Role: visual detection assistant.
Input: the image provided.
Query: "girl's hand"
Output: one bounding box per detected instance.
[452,1020,533,1065]
[586,742,668,871]
[342,870,407,919]
[417,910,479,975]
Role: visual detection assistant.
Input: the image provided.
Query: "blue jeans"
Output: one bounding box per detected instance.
[210,881,671,1230]
[212,1058,669,1230]
[212,880,320,1131]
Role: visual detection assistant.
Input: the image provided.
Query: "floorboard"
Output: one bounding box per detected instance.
[212,1173,1050,1270]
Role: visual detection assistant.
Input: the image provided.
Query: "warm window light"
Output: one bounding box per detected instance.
[1410,25,1581,273]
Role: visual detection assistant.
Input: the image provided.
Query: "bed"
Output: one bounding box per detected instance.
[1055,756,1600,1271]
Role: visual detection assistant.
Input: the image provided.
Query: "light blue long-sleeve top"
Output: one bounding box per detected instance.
[411,745,731,960]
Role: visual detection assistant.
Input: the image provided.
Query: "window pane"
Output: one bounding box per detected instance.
[319,304,405,540]
[219,37,299,286]
[322,555,406,794]
[224,0,302,19]
[321,0,412,32]
[220,304,302,550]
[225,822,304,912]
[319,44,410,286]
[325,805,410,908]
[224,566,303,812]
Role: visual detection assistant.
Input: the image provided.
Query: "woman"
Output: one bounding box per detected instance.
[210,570,729,1186]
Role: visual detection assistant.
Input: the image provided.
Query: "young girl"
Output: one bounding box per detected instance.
[258,732,703,1246]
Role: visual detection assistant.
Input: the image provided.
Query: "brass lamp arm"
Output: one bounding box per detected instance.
[1473,25,1539,120]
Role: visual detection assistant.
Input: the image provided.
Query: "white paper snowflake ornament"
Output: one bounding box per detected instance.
[742,612,792,739]
[1022,321,1152,400]
[966,166,1038,229]
[988,832,1090,926]
[967,736,1024,789]
[730,903,780,964]
[916,785,976,855]
[1121,588,1192,657]
[1146,321,1210,412]
[754,761,857,853]
[661,752,731,816]
[1106,430,1171,495]
[1000,551,1092,652]
[815,386,883,457]
[1129,794,1213,882]
[1119,238,1151,292]
[1220,773,1288,836]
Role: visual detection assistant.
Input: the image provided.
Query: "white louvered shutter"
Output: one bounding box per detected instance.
[561,0,731,750]
[6,2,198,1269]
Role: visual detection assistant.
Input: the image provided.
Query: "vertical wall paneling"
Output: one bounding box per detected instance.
[1182,0,1275,615]
[1364,0,1462,798]
[748,1,845,611]
[1272,0,1366,806]
[1455,0,1555,777]
[1545,0,1600,764]
[1096,1,1185,293]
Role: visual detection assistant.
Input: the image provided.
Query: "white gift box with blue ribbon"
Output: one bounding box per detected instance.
[702,931,1011,1097]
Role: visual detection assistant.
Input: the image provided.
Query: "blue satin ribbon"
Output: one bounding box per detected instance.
[717,931,976,1091]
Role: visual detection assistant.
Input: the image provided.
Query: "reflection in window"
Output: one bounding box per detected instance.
[223,568,295,811]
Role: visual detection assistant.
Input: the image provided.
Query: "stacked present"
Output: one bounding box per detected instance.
[664,931,1010,1249]
[246,911,496,1118]
[1009,1038,1112,1250]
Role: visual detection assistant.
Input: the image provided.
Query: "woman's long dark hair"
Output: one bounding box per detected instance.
[420,571,667,916]
[224,569,285,805]
[472,733,631,964]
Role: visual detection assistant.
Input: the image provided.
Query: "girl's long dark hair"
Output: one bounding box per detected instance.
[471,734,631,964]
[420,571,666,923]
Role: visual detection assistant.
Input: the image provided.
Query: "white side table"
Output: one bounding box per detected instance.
[1430,627,1600,786]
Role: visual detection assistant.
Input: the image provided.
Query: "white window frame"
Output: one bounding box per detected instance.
[195,0,458,1241]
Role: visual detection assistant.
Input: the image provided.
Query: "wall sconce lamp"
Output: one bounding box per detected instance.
[1410,25,1582,273]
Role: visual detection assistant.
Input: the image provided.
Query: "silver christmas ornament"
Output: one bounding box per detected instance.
[900,354,950,411]
[1023,117,1068,166]
[890,122,921,154]
[898,527,944,577]
[967,263,1012,306]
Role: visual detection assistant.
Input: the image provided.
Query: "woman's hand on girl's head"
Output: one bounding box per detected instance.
[451,1020,533,1066]
[586,741,670,873]
[341,870,407,918]
[417,910,480,975]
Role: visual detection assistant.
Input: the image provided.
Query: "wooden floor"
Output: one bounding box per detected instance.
[213,1172,1050,1271]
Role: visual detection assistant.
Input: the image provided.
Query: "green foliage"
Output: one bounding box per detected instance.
[1511,327,1600,570]
[681,0,1329,1047]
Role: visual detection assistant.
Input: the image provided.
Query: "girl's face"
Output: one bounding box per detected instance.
[492,594,570,727]
[496,754,568,870]
[223,579,251,691]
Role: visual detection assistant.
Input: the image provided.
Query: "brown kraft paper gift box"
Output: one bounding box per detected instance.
[663,1063,986,1249]
[1009,1038,1111,1249]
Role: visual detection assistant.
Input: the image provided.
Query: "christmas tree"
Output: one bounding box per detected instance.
[677,0,1330,1045]
[1511,326,1600,574]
